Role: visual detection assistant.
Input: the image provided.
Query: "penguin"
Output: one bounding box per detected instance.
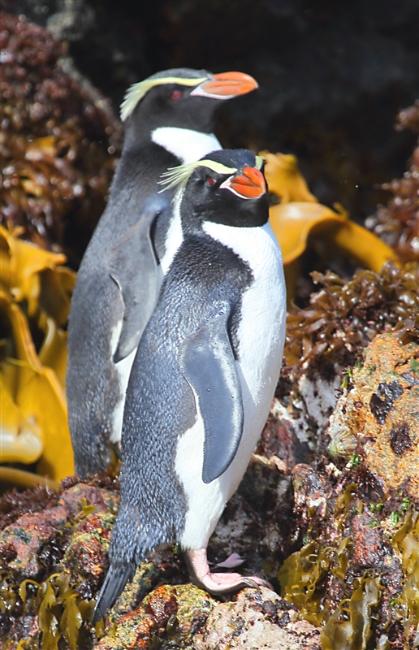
[67,68,258,477]
[92,149,287,622]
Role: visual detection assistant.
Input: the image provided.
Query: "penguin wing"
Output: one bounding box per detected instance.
[182,302,243,484]
[109,210,162,362]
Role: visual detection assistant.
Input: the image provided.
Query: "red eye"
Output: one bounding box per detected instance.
[206,177,216,186]
[170,89,183,102]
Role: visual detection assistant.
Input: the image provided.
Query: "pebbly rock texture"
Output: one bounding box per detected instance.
[0,11,120,267]
[192,587,320,650]
[0,476,120,647]
[278,330,418,650]
[327,332,418,499]
[0,467,316,649]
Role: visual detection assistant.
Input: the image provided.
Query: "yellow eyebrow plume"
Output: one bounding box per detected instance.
[158,160,237,192]
[120,76,207,121]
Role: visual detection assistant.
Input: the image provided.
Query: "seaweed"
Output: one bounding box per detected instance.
[366,101,419,263]
[0,11,120,267]
[285,262,418,373]
[278,465,418,648]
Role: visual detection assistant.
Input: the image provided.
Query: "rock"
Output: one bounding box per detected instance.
[95,584,214,650]
[277,262,418,454]
[327,332,418,499]
[278,329,418,649]
[0,471,317,648]
[193,587,320,650]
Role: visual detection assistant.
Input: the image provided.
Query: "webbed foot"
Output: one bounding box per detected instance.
[185,548,271,595]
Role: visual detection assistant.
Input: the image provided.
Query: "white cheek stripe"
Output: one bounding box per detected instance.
[190,86,235,100]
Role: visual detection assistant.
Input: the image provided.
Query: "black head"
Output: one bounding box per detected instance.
[161,149,269,230]
[121,68,258,146]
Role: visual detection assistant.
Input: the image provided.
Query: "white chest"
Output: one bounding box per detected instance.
[177,222,286,549]
[205,221,286,435]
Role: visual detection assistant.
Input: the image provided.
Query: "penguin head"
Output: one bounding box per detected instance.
[121,68,258,138]
[160,149,269,229]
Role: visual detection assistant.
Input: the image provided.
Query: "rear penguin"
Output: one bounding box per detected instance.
[93,149,287,622]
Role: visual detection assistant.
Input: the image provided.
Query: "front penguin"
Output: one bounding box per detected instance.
[93,149,287,622]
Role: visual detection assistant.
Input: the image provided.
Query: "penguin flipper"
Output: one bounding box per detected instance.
[182,302,243,484]
[109,211,162,362]
[92,562,135,623]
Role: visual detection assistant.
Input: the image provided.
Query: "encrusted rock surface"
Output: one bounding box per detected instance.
[279,331,418,649]
[272,262,419,453]
[327,332,418,499]
[0,465,313,648]
[193,587,320,650]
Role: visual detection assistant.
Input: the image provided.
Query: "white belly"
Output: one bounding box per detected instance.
[177,223,286,549]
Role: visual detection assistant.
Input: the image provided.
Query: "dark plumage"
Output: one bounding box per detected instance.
[93,149,286,621]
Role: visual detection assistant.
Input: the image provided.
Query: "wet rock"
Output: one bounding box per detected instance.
[279,383,418,650]
[0,502,69,576]
[95,584,213,650]
[0,471,317,648]
[193,587,320,650]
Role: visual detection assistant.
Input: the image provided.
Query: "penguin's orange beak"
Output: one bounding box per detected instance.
[222,166,266,199]
[191,71,258,99]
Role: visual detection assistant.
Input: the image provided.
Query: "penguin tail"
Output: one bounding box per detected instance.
[92,562,135,623]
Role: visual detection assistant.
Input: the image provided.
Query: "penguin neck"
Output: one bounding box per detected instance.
[151,127,221,164]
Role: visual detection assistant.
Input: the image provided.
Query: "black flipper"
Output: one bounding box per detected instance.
[92,562,135,623]
[109,211,162,363]
[182,301,244,484]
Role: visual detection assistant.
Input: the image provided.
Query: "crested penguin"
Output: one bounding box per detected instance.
[93,149,287,622]
[67,68,258,477]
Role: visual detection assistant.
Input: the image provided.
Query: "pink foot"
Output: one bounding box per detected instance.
[185,548,271,594]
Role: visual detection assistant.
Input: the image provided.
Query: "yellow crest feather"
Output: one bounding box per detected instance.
[158,160,237,192]
[120,76,207,121]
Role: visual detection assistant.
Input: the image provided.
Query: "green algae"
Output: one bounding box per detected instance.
[320,577,380,650]
[38,573,93,649]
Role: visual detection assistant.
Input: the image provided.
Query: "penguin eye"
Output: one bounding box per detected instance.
[206,177,217,187]
[169,89,183,102]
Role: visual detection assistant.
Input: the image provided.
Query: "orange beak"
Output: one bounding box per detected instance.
[191,71,258,99]
[224,166,266,199]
